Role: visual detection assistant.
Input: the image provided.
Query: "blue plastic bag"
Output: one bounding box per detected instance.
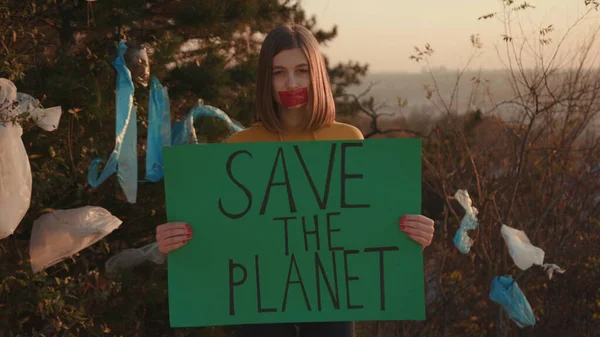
[87,45,244,193]
[489,275,536,328]
[453,189,479,254]
[144,77,171,182]
[88,41,138,203]
[171,99,244,145]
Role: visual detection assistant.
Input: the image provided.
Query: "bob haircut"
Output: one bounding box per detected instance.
[254,24,336,133]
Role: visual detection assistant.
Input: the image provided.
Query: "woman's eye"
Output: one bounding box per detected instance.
[273,71,284,75]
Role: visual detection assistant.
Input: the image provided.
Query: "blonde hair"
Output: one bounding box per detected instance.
[254,24,336,133]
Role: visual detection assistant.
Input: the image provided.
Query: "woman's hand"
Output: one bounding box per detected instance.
[399,215,434,249]
[156,222,193,255]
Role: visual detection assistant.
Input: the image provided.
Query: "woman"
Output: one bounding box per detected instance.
[155,24,435,337]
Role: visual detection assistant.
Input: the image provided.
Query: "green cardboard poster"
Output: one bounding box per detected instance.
[163,138,424,328]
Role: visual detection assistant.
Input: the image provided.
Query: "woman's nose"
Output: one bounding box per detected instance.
[286,72,299,88]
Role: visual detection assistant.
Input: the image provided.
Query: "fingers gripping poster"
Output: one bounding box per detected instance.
[163,138,425,327]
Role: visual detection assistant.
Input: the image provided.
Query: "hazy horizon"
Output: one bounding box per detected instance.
[351,65,600,75]
[343,68,600,133]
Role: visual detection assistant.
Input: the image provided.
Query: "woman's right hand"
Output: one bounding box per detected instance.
[156,222,193,255]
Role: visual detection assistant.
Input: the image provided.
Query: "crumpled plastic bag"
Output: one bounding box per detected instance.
[29,206,122,273]
[0,124,31,240]
[16,93,62,131]
[489,275,536,328]
[171,99,245,145]
[0,78,19,117]
[105,242,166,274]
[1,79,62,129]
[541,263,566,280]
[88,41,138,204]
[145,78,241,181]
[124,42,150,88]
[0,78,62,240]
[501,224,545,270]
[144,77,171,182]
[453,189,479,254]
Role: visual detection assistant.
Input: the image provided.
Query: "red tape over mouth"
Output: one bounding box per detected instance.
[278,87,308,108]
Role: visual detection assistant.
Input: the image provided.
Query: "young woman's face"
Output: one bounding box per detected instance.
[272,48,311,109]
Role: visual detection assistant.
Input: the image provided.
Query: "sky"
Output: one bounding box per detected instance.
[298,0,600,73]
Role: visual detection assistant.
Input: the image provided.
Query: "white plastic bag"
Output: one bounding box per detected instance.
[541,263,566,280]
[453,189,479,254]
[29,206,122,273]
[16,92,62,131]
[0,78,19,116]
[0,79,31,240]
[105,242,166,274]
[1,79,62,131]
[0,124,32,239]
[0,78,62,240]
[455,189,478,216]
[500,224,545,270]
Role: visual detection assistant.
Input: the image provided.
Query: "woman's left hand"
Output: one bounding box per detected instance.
[399,214,435,249]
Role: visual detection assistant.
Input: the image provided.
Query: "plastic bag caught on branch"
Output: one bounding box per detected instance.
[501,225,566,279]
[16,93,62,131]
[171,99,245,145]
[1,79,62,129]
[489,275,536,328]
[0,124,31,240]
[29,206,122,273]
[105,242,165,274]
[144,77,171,182]
[0,78,62,240]
[453,189,479,254]
[0,78,18,118]
[501,224,545,270]
[144,80,243,180]
[541,263,566,280]
[124,42,150,88]
[87,41,138,204]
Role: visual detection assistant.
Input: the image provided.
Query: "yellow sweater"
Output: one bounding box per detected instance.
[226,121,364,143]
